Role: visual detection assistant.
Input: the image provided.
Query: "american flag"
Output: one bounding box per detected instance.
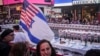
[20,0,38,28]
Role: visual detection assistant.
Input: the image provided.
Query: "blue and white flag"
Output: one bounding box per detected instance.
[20,0,54,45]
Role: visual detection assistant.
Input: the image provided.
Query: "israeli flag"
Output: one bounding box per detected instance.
[20,0,55,45]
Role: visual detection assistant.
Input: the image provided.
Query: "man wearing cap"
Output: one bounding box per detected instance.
[0,29,14,56]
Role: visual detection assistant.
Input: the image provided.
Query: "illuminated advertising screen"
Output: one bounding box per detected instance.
[54,0,72,6]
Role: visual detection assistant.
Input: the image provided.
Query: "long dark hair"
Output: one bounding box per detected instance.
[36,39,56,56]
[9,42,27,56]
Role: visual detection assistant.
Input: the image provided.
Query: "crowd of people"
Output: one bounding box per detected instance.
[0,18,19,24]
[0,25,57,56]
[0,25,100,56]
[46,14,100,25]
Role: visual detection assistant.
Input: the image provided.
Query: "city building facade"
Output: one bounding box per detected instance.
[0,0,53,24]
[52,0,100,24]
[73,0,100,24]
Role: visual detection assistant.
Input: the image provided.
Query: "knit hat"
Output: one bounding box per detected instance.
[0,29,13,40]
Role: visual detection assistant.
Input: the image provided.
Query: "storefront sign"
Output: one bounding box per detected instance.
[73,0,100,5]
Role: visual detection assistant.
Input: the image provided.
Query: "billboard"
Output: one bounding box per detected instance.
[3,0,52,5]
[54,0,72,6]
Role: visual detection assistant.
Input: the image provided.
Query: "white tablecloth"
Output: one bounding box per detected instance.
[51,39,100,55]
[63,29,100,35]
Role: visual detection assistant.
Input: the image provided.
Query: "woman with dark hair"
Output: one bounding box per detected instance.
[36,39,57,56]
[9,42,28,56]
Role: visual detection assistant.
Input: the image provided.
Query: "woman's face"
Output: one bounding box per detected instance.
[40,42,52,56]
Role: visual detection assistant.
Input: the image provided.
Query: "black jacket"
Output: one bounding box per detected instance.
[0,41,11,56]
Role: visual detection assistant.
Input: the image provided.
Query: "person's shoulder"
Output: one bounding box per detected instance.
[0,42,9,50]
[18,32,26,37]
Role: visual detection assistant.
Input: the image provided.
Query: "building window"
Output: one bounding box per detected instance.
[45,0,51,2]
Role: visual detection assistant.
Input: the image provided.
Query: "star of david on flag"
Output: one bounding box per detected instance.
[20,0,55,45]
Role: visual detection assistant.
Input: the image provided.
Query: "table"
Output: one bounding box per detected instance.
[51,39,100,55]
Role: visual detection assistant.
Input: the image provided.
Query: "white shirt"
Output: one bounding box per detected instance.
[11,31,27,43]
